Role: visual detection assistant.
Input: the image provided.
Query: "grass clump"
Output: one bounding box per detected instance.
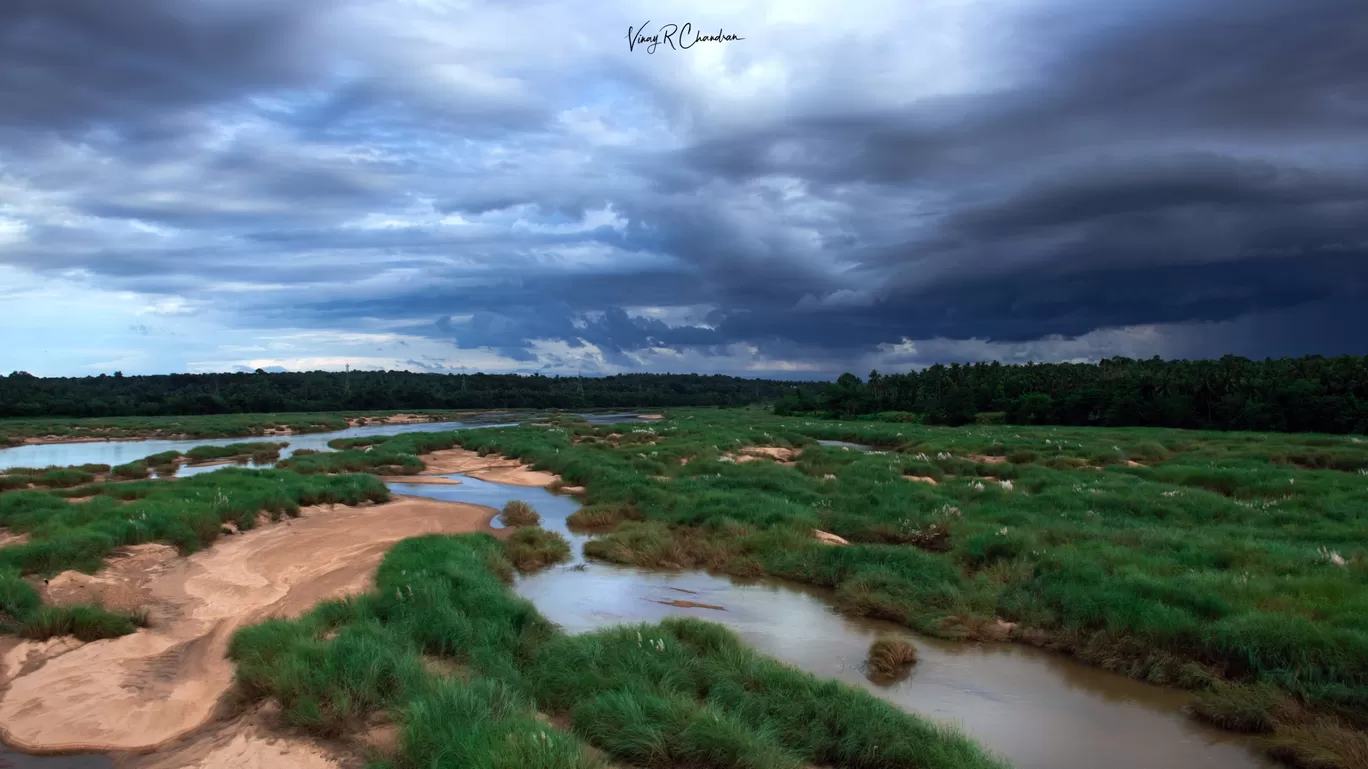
[567,502,642,530]
[0,465,110,490]
[185,442,286,463]
[142,450,182,466]
[1191,681,1296,734]
[865,637,919,684]
[111,461,150,480]
[500,499,540,526]
[0,568,145,641]
[18,603,148,641]
[505,527,572,573]
[278,448,425,476]
[37,468,95,489]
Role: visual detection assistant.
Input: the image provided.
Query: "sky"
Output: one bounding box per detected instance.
[1,0,1365,379]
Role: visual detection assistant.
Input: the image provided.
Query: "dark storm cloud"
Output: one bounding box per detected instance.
[949,155,1368,242]
[609,0,1368,357]
[0,0,330,132]
[3,0,1367,375]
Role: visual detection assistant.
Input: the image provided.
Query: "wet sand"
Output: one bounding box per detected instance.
[0,496,502,755]
[737,446,801,461]
[726,446,801,467]
[418,448,558,487]
[119,704,349,769]
[20,436,121,446]
[346,413,439,428]
[376,475,463,485]
[182,459,239,468]
[813,530,850,546]
[967,455,1009,464]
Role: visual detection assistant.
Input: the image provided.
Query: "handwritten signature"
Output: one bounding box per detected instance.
[627,21,744,53]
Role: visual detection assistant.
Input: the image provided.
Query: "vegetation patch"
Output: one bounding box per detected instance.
[865,637,918,684]
[499,499,541,527]
[228,534,1007,769]
[0,568,148,641]
[111,461,151,480]
[0,468,389,641]
[505,527,572,573]
[185,441,288,463]
[566,501,642,530]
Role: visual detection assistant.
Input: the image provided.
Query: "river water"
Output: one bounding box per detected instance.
[0,416,1276,769]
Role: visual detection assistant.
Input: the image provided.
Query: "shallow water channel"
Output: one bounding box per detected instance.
[0,418,1276,769]
[0,750,112,769]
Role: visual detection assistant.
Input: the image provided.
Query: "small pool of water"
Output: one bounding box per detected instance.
[816,439,874,451]
[389,476,1276,769]
[0,747,112,768]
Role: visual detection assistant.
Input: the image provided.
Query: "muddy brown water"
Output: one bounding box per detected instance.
[393,476,1277,769]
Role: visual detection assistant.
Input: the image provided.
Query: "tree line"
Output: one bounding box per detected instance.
[774,355,1368,434]
[0,370,825,419]
[8,355,1367,434]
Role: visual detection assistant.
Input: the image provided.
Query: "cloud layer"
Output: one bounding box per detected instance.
[2,0,1366,376]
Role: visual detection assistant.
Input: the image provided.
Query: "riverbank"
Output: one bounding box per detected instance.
[0,494,505,755]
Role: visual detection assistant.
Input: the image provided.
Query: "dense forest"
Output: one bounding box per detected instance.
[0,370,825,418]
[7,355,1368,434]
[776,355,1368,434]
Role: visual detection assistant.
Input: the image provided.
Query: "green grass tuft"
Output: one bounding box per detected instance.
[866,637,918,684]
[505,527,571,573]
[500,499,541,526]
